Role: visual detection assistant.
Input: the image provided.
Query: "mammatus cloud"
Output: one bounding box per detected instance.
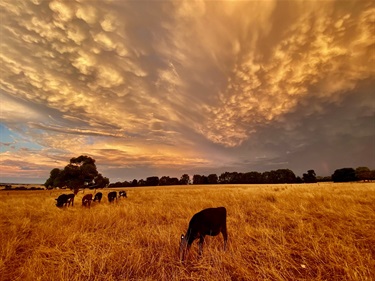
[202,2,375,146]
[0,0,374,182]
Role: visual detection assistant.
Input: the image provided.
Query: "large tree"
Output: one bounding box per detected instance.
[332,168,357,182]
[44,155,109,192]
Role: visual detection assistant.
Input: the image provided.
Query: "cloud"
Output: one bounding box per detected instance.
[0,0,374,182]
[201,1,375,147]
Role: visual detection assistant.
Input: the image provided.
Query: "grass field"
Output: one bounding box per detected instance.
[0,183,374,281]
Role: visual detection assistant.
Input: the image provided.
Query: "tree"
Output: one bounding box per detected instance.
[44,155,108,192]
[159,176,170,186]
[317,176,332,182]
[275,169,297,183]
[169,177,180,185]
[262,171,275,183]
[332,168,357,182]
[243,171,262,184]
[303,170,317,183]
[193,174,201,184]
[134,179,141,186]
[193,174,208,184]
[207,174,218,184]
[261,169,296,184]
[295,176,304,183]
[44,168,62,188]
[218,172,231,184]
[159,176,179,185]
[219,172,240,184]
[92,173,109,188]
[179,174,190,185]
[355,167,371,182]
[146,176,159,186]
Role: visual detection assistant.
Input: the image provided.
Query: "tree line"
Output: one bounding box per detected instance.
[109,167,375,188]
[44,155,374,190]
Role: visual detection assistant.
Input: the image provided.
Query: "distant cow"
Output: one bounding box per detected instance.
[82,194,93,207]
[55,194,74,208]
[108,191,117,203]
[93,192,102,203]
[119,191,127,198]
[179,207,228,261]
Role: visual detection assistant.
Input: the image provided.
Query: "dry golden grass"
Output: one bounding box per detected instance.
[0,183,374,281]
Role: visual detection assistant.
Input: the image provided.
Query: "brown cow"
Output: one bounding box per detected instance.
[82,194,93,207]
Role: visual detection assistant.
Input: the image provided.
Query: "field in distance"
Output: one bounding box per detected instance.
[1,183,374,281]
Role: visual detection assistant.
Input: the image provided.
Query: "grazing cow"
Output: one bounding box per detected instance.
[55,194,73,208]
[179,207,228,261]
[108,191,117,203]
[119,191,127,198]
[93,192,102,203]
[82,194,93,207]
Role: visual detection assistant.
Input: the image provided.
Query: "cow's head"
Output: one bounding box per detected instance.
[179,234,188,261]
[55,199,64,208]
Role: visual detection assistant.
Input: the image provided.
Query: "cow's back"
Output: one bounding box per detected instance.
[189,207,227,236]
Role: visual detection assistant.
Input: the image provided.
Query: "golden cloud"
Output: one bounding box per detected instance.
[0,0,374,178]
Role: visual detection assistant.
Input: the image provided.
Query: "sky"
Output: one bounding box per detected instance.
[0,0,374,184]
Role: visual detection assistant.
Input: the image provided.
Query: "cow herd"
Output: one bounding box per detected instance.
[55,190,127,208]
[55,190,227,261]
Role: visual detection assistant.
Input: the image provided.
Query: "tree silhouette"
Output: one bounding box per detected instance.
[179,174,190,185]
[303,170,317,183]
[332,168,356,182]
[44,155,109,192]
[355,167,371,181]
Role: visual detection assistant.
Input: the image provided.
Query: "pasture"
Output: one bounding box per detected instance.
[0,183,374,281]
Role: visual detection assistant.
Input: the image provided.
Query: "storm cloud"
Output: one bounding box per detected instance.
[0,0,374,183]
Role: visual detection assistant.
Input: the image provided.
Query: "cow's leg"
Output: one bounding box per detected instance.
[222,227,228,251]
[198,235,205,256]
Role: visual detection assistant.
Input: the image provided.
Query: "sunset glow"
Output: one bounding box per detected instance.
[0,0,374,183]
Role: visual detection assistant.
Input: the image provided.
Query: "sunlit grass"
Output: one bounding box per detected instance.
[0,183,374,280]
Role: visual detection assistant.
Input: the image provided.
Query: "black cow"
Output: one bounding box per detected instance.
[55,194,74,208]
[119,191,127,198]
[108,191,117,203]
[179,207,228,261]
[82,194,93,207]
[93,192,102,203]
